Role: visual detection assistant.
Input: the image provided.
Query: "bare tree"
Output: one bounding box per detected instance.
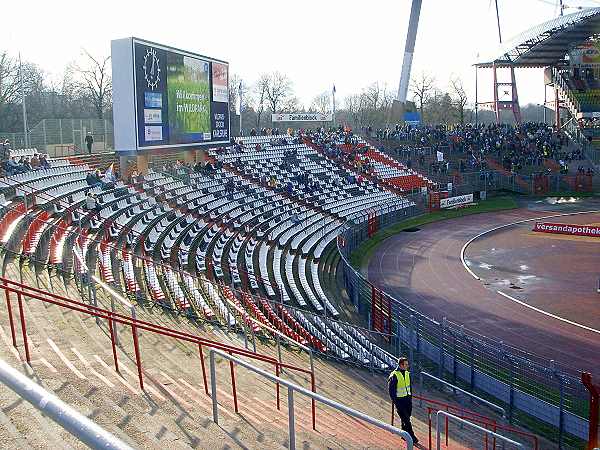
[254,73,269,128]
[449,76,468,124]
[0,52,45,131]
[229,73,241,114]
[310,91,331,114]
[410,72,435,122]
[73,50,112,119]
[344,94,362,126]
[264,71,292,114]
[280,96,301,113]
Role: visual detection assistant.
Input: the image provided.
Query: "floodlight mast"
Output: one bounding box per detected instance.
[397,0,423,103]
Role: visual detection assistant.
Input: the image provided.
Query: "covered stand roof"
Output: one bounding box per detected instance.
[476,7,600,68]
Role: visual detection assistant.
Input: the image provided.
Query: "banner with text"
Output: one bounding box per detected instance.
[440,193,473,209]
[272,113,332,122]
[532,222,600,237]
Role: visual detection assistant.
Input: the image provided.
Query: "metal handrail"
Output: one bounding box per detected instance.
[209,349,413,450]
[0,358,134,450]
[435,411,524,450]
[420,371,506,418]
[0,275,315,403]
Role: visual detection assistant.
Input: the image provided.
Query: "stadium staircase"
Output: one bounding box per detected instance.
[0,144,546,448]
[66,152,119,173]
[0,259,512,449]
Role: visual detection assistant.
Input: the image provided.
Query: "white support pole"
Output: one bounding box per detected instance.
[397,0,423,103]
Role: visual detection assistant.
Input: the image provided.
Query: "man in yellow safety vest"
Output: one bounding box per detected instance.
[388,357,418,444]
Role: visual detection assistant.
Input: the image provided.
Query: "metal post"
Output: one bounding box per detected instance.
[91,279,99,326]
[288,387,296,450]
[409,314,415,367]
[551,360,565,449]
[107,313,119,373]
[439,317,446,379]
[210,350,218,424]
[475,65,479,126]
[198,343,208,396]
[110,296,118,346]
[501,342,514,424]
[229,351,238,413]
[275,363,281,410]
[16,292,30,364]
[396,319,401,356]
[5,290,17,348]
[130,308,143,390]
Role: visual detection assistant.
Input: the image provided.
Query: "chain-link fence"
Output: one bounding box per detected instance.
[0,118,114,157]
[337,206,592,449]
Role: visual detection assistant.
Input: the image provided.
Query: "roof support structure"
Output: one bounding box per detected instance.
[397,0,422,104]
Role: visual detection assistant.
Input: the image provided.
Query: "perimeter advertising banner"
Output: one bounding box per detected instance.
[440,193,473,209]
[272,113,332,122]
[111,37,230,152]
[569,41,600,66]
[532,222,600,237]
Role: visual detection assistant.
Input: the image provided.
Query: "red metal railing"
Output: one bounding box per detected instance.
[582,372,599,450]
[0,173,320,350]
[0,275,317,430]
[391,395,538,450]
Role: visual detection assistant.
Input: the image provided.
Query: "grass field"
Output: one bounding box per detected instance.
[350,196,518,270]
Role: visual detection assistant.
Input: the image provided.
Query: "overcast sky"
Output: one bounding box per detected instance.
[4,0,600,109]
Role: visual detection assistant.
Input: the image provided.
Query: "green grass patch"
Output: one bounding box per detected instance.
[350,196,518,271]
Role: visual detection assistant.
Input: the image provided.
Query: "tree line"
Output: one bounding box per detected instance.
[0,50,112,133]
[0,49,551,134]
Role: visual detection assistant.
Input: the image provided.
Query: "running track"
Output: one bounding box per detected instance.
[367,206,600,377]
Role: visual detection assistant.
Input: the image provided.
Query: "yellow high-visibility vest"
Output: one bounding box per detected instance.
[390,370,411,398]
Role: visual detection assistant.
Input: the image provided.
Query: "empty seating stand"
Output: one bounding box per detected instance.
[0,142,408,372]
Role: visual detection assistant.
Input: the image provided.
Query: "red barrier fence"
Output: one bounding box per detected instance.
[532,221,600,237]
[582,372,599,450]
[0,276,317,430]
[391,395,539,449]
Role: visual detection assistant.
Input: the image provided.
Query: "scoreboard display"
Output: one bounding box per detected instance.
[111,37,230,152]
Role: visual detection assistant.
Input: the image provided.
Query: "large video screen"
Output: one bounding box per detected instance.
[112,38,230,152]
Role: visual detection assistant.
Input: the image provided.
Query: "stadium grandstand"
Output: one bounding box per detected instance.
[2,3,600,450]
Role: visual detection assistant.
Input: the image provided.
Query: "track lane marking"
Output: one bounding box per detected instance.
[497,290,600,335]
[461,209,600,280]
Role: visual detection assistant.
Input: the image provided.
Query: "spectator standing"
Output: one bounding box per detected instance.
[388,357,418,445]
[85,132,94,154]
[1,139,10,162]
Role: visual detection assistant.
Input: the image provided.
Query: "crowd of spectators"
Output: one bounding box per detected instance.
[366,124,448,146]
[370,122,588,177]
[1,140,51,176]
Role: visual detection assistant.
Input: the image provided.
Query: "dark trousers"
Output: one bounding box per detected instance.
[394,396,416,440]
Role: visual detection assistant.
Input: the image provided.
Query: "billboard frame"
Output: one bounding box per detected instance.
[112,37,230,153]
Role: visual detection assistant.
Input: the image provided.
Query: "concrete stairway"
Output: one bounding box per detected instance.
[0,256,531,449]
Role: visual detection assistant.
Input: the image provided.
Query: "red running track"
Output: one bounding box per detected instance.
[367,207,600,377]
